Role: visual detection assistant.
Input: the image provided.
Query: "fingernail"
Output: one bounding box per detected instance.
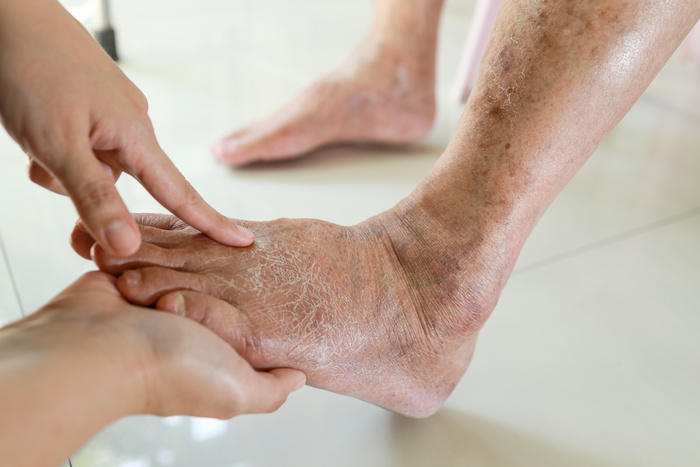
[105,220,139,256]
[238,226,255,244]
[174,292,186,316]
[122,270,142,286]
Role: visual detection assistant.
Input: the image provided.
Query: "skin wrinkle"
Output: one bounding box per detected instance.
[214,235,358,367]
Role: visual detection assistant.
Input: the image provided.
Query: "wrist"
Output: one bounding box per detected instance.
[370,0,443,44]
[1,311,145,419]
[0,316,143,466]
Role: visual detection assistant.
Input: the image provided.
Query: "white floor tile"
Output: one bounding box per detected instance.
[518,84,700,268]
[456,213,700,467]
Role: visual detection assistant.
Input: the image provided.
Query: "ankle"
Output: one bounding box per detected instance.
[379,182,529,326]
[364,205,491,342]
[370,0,444,45]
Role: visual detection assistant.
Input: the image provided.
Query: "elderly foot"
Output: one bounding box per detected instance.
[72,197,508,417]
[212,36,436,166]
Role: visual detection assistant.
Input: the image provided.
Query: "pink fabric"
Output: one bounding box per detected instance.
[453,0,505,103]
[681,20,700,65]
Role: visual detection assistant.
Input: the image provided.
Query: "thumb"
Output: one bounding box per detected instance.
[237,367,306,415]
[50,144,141,256]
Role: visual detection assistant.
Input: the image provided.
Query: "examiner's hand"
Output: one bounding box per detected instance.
[0,0,253,257]
[0,272,304,466]
[5,272,305,418]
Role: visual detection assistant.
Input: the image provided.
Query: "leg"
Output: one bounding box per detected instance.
[212,0,444,166]
[78,0,700,416]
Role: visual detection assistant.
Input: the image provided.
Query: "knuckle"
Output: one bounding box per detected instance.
[173,185,200,211]
[128,83,149,111]
[77,177,120,210]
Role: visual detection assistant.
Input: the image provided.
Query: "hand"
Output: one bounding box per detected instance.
[0,0,253,257]
[4,272,305,418]
[0,272,304,466]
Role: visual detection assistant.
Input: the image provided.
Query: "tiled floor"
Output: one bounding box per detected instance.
[1,1,698,466]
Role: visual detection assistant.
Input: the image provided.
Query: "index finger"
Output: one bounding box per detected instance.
[127,138,254,247]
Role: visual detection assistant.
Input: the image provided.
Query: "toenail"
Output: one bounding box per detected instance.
[224,140,240,152]
[174,292,186,316]
[122,270,142,286]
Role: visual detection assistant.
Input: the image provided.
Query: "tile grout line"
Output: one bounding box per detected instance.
[0,229,25,317]
[0,231,75,467]
[514,206,700,275]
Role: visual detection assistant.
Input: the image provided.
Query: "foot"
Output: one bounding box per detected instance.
[212,38,436,166]
[72,201,503,417]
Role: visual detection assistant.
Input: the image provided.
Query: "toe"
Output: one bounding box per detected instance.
[92,242,183,276]
[116,267,207,306]
[214,129,283,166]
[155,289,268,367]
[213,93,333,166]
[132,213,193,233]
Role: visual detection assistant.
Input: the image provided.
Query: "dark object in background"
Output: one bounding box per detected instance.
[93,0,118,61]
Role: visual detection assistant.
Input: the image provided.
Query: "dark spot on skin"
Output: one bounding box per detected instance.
[505,143,511,150]
[388,314,418,357]
[503,60,511,72]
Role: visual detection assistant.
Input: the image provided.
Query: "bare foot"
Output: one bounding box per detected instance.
[212,38,436,166]
[72,202,503,417]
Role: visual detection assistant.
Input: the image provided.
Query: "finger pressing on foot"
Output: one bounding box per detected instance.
[131,213,254,242]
